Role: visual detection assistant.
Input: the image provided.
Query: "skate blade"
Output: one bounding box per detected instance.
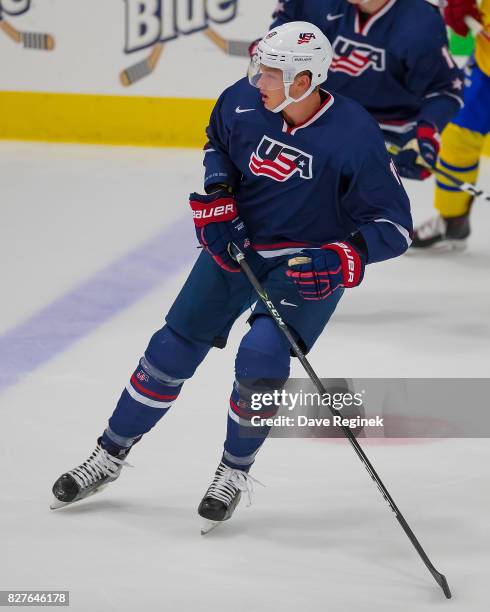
[50,497,72,510]
[407,239,467,255]
[200,518,221,535]
[443,239,467,252]
[50,484,108,510]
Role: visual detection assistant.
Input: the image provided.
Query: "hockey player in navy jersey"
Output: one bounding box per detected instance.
[50,22,412,532]
[266,0,464,181]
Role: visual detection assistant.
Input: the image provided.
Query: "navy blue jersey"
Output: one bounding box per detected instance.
[203,77,412,265]
[271,0,464,134]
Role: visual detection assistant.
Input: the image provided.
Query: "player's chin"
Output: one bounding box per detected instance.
[261,94,280,111]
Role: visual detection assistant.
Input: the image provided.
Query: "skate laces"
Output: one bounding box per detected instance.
[69,444,133,490]
[415,215,446,240]
[207,462,264,507]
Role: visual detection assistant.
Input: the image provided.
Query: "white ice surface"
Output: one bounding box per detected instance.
[0,142,489,611]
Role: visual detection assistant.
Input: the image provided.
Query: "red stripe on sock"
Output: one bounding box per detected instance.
[130,375,179,401]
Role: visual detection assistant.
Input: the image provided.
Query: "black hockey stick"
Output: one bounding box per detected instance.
[230,242,451,599]
[389,144,490,202]
[435,167,490,202]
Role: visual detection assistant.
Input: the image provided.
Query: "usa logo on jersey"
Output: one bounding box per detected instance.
[331,36,385,76]
[249,136,313,182]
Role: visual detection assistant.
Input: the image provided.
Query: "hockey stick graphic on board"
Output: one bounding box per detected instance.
[230,242,452,600]
[120,42,164,86]
[203,27,251,56]
[119,26,249,87]
[0,19,54,50]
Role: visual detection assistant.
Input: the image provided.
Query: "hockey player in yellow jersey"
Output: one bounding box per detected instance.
[474,0,490,74]
[412,0,490,250]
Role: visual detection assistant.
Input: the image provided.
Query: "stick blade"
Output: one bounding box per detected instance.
[436,573,452,599]
[226,40,251,57]
[120,60,152,86]
[22,32,55,50]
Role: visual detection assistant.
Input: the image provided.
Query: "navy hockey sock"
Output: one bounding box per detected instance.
[100,428,141,456]
[103,325,210,451]
[223,316,291,470]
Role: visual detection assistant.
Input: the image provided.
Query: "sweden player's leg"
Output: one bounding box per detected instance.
[412,63,490,251]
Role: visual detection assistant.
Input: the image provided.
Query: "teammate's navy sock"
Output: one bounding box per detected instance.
[103,325,210,445]
[223,316,290,470]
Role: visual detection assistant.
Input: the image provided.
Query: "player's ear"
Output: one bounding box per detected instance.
[295,70,312,93]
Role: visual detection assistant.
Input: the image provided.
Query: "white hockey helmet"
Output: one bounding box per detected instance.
[248,21,333,113]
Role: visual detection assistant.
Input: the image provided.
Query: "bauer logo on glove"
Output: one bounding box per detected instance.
[191,201,237,227]
[189,189,250,273]
[286,241,365,301]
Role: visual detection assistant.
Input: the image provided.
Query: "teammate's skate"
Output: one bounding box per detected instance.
[198,461,261,534]
[411,212,470,252]
[50,441,132,509]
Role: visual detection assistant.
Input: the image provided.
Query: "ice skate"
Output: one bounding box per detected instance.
[50,441,132,509]
[410,213,470,252]
[198,461,262,534]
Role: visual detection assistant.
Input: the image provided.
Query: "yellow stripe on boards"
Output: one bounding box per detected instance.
[0,91,215,148]
[0,90,489,154]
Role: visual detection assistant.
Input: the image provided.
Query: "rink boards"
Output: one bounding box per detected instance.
[1,90,489,153]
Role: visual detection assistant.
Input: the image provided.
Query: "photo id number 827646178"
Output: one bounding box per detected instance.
[0,591,69,606]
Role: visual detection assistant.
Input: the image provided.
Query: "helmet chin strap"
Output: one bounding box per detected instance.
[270,81,317,114]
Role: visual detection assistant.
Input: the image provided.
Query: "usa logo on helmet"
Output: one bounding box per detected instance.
[249,136,313,182]
[298,32,316,45]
